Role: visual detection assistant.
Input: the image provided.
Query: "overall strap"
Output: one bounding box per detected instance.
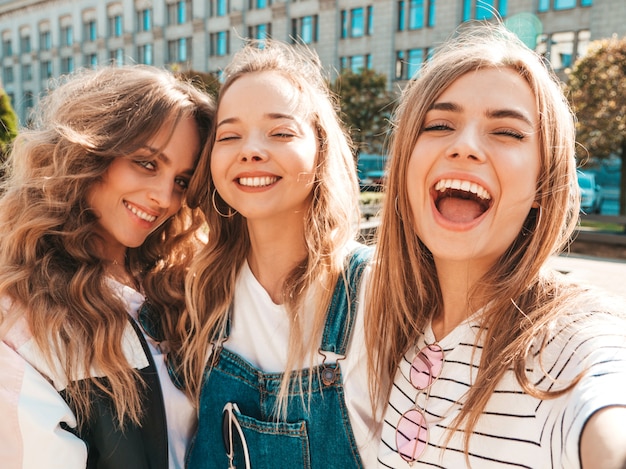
[319,245,373,356]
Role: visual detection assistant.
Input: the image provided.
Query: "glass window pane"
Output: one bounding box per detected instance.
[351,8,364,37]
[409,0,424,29]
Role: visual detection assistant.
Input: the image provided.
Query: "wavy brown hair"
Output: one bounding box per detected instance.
[178,40,360,413]
[0,65,214,427]
[365,22,583,452]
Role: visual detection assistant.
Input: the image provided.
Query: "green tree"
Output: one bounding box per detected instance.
[331,68,396,158]
[175,69,221,100]
[0,88,18,162]
[566,36,626,214]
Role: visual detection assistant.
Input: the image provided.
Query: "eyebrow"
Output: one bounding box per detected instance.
[429,101,534,127]
[216,112,297,129]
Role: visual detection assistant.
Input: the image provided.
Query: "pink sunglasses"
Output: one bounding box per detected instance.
[395,343,444,463]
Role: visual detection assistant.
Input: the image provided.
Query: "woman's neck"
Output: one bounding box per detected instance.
[246,219,308,304]
[431,258,488,340]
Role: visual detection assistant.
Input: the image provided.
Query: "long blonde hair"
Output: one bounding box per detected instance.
[366,22,581,449]
[0,65,214,427]
[180,40,360,412]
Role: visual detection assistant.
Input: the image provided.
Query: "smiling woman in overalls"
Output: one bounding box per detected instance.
[175,40,379,468]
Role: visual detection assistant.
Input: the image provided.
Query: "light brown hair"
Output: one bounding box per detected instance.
[0,65,215,427]
[365,22,581,451]
[180,40,360,414]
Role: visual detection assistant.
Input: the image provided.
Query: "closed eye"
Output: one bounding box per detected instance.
[272,132,296,138]
[493,129,525,140]
[216,134,240,142]
[423,123,453,132]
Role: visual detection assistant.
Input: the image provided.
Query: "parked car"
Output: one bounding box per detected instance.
[577,171,603,214]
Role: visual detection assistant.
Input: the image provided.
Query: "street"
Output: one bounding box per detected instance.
[547,253,626,300]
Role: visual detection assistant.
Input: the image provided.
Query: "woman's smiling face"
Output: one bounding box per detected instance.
[407,67,541,271]
[210,70,318,223]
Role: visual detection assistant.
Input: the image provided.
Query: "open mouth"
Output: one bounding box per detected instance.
[238,176,280,187]
[432,178,492,223]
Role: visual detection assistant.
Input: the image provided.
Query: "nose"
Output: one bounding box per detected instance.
[447,125,485,162]
[239,133,267,162]
[148,178,175,209]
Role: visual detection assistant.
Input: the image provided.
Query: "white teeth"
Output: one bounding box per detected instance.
[435,178,491,200]
[239,176,278,187]
[124,202,157,222]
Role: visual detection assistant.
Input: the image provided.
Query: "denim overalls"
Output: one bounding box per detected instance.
[187,246,372,469]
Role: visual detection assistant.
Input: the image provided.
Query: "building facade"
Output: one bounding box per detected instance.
[1,0,625,123]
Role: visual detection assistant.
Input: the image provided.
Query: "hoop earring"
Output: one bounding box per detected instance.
[212,189,237,218]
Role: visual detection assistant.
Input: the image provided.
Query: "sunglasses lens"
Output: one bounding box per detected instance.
[396,408,428,462]
[410,343,443,389]
[222,406,232,456]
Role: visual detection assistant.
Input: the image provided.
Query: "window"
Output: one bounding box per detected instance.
[138,43,153,64]
[409,0,424,29]
[109,15,123,37]
[340,54,371,73]
[396,48,425,80]
[462,0,507,21]
[138,8,152,31]
[399,0,435,30]
[168,37,191,62]
[536,30,589,71]
[367,6,374,35]
[40,60,52,79]
[20,35,31,54]
[210,31,229,56]
[249,0,268,10]
[86,53,98,68]
[61,57,74,74]
[168,1,192,25]
[39,31,51,50]
[397,0,405,31]
[555,0,576,8]
[2,39,12,56]
[351,8,364,37]
[110,48,124,65]
[61,25,73,46]
[341,7,373,39]
[214,0,228,17]
[291,15,318,44]
[248,23,271,41]
[21,63,32,81]
[85,20,97,42]
[3,66,14,84]
[22,90,34,117]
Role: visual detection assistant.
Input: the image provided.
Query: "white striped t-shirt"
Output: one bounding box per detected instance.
[378,303,626,469]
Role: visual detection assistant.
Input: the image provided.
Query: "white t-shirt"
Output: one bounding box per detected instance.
[115,282,196,469]
[224,255,380,468]
[378,301,626,468]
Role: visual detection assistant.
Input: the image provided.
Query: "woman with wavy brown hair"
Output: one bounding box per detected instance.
[368,22,626,468]
[0,65,214,469]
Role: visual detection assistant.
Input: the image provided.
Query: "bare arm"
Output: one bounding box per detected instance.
[580,406,626,469]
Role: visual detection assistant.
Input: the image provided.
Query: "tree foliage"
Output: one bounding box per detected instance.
[566,36,626,214]
[0,88,18,177]
[175,69,221,100]
[331,68,396,157]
